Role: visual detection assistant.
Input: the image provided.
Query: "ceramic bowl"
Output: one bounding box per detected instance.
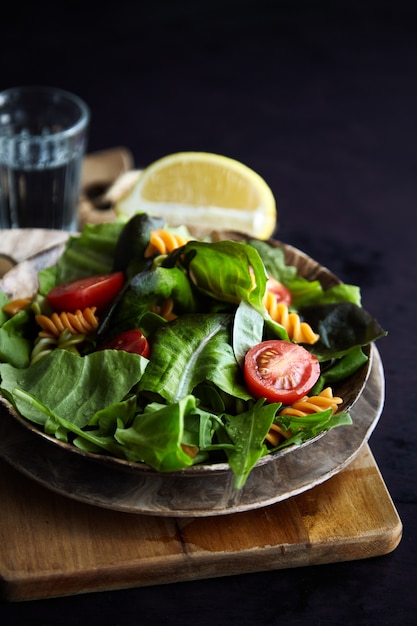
[0,237,383,516]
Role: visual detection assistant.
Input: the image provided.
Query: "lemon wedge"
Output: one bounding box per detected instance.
[114,152,277,239]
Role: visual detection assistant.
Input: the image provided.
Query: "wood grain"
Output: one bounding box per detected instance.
[0,445,402,602]
[0,149,402,601]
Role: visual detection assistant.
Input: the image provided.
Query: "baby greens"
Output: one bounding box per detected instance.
[0,216,386,489]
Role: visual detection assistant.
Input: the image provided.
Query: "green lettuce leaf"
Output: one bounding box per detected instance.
[139,313,252,404]
[0,349,147,429]
[114,395,199,471]
[0,308,33,368]
[181,240,268,312]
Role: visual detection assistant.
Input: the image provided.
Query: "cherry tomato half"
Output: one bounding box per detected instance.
[265,276,292,306]
[47,272,124,313]
[99,330,150,358]
[244,339,320,404]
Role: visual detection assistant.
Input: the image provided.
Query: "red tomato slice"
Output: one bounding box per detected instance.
[99,330,150,358]
[244,340,320,404]
[47,272,124,313]
[266,276,292,305]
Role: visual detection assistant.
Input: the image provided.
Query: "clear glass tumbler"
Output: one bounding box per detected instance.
[0,86,90,230]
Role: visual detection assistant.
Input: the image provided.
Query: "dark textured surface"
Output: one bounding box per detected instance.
[1,1,416,623]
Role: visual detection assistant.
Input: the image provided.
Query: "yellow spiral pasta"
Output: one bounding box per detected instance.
[144,229,189,258]
[263,296,320,344]
[35,307,99,338]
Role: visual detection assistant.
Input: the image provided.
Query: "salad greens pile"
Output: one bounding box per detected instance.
[0,215,386,489]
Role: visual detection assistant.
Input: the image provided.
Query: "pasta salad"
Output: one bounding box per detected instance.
[0,214,386,489]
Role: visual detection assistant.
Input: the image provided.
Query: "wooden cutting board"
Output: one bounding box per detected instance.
[0,445,402,602]
[0,149,402,602]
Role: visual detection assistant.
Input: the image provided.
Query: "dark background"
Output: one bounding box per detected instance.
[1,1,416,624]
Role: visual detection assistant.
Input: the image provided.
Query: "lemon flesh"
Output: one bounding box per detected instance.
[115,152,277,239]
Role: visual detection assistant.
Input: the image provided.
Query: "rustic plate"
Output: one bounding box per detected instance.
[0,236,383,516]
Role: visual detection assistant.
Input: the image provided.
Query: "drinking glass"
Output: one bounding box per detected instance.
[0,86,90,230]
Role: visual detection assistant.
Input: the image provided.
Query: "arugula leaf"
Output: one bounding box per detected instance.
[222,399,281,489]
[249,239,298,284]
[311,346,369,394]
[271,410,353,451]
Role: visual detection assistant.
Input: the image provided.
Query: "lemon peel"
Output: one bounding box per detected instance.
[115,152,277,239]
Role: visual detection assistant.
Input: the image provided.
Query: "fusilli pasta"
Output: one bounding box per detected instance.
[263,297,320,344]
[30,329,87,365]
[278,387,343,417]
[151,297,177,321]
[145,229,189,258]
[35,307,99,338]
[265,387,343,447]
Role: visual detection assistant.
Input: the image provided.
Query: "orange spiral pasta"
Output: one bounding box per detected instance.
[265,422,292,447]
[2,297,33,316]
[35,307,99,338]
[279,387,343,417]
[263,297,320,344]
[151,297,177,321]
[144,229,189,258]
[264,387,343,446]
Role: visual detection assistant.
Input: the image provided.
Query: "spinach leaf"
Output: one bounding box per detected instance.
[0,309,33,368]
[181,240,267,312]
[302,302,387,360]
[112,213,164,277]
[105,265,197,337]
[45,221,125,289]
[0,290,10,325]
[0,349,147,430]
[232,300,264,367]
[114,395,199,471]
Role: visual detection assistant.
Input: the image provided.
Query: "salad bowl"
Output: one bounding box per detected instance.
[0,232,384,517]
